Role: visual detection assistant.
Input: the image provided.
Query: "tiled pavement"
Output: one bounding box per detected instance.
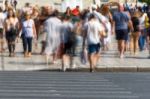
[0,36,150,72]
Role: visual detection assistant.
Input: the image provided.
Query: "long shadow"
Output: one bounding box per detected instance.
[125,56,149,59]
[8,61,47,66]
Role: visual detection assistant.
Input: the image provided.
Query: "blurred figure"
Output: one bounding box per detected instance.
[63,7,72,17]
[4,8,19,57]
[130,10,141,55]
[138,7,147,51]
[101,5,113,51]
[0,7,5,53]
[39,6,53,55]
[112,3,133,58]
[22,3,33,15]
[11,0,17,10]
[83,14,105,72]
[4,0,9,11]
[44,10,62,64]
[61,16,74,72]
[20,12,37,57]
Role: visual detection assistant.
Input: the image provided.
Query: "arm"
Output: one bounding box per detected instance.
[32,21,37,39]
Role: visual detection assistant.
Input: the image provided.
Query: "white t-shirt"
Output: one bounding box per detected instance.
[84,19,104,45]
[139,13,147,29]
[22,19,35,37]
[0,13,5,29]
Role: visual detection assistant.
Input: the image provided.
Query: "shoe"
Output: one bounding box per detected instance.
[24,52,28,57]
[62,66,66,72]
[27,52,32,57]
[12,52,15,57]
[120,54,124,59]
[90,68,94,73]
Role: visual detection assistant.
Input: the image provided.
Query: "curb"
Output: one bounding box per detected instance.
[36,67,150,72]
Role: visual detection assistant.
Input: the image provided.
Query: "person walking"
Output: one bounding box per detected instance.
[112,3,133,58]
[138,7,147,51]
[130,10,141,55]
[4,8,19,57]
[44,10,62,64]
[61,16,75,72]
[21,12,37,57]
[83,14,105,72]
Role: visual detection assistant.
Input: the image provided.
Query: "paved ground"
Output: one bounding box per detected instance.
[0,36,150,72]
[0,72,150,99]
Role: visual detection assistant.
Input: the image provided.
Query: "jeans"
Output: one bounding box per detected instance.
[139,29,146,51]
[22,35,33,53]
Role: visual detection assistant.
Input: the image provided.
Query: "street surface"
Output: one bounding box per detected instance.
[0,72,150,99]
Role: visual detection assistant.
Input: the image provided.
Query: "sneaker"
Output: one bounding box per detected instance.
[120,54,124,59]
[62,66,66,72]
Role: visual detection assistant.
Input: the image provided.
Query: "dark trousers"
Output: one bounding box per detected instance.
[22,35,33,53]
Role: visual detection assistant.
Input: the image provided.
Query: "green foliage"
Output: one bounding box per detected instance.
[139,0,150,5]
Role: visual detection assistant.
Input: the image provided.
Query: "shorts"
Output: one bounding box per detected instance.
[6,31,17,43]
[116,29,128,41]
[64,42,73,54]
[88,43,100,54]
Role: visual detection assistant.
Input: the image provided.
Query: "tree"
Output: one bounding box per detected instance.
[139,0,150,5]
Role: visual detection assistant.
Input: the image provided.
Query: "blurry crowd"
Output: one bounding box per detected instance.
[0,1,150,72]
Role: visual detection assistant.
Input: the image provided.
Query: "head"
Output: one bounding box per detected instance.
[24,12,31,20]
[65,7,71,13]
[118,4,124,12]
[25,2,30,7]
[101,5,110,15]
[76,6,80,9]
[51,9,59,17]
[92,4,97,11]
[88,14,95,21]
[7,8,16,18]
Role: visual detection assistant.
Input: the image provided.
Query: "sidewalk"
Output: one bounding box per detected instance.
[0,39,150,72]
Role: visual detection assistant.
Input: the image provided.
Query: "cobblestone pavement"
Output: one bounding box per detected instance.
[0,36,150,72]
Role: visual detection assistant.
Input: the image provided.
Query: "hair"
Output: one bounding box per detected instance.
[7,8,16,19]
[65,7,72,14]
[52,9,59,17]
[0,7,3,12]
[101,5,110,15]
[88,14,95,21]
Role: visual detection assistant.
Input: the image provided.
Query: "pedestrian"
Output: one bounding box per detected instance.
[39,6,53,55]
[83,14,105,72]
[101,4,113,51]
[63,7,72,18]
[61,15,75,72]
[138,7,147,51]
[0,7,5,53]
[4,8,19,57]
[112,3,133,58]
[44,10,62,64]
[130,10,141,55]
[21,12,37,57]
[13,0,17,10]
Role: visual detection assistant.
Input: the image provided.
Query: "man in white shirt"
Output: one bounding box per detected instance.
[83,14,105,72]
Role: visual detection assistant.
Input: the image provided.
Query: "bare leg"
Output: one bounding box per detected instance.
[62,54,70,72]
